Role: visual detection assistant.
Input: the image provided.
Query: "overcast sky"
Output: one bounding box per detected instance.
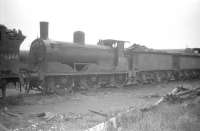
[1,0,200,50]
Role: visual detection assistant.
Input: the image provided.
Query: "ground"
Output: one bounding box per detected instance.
[0,80,200,130]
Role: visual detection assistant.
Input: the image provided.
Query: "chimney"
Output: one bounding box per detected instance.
[73,31,85,45]
[40,21,48,40]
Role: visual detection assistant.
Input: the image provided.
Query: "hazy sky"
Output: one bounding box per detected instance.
[1,0,200,50]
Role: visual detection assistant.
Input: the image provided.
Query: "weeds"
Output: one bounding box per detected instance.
[124,103,200,131]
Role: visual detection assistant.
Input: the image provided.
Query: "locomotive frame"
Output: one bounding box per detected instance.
[0,24,25,98]
[1,21,200,98]
[26,22,200,95]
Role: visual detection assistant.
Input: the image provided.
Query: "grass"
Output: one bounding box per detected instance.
[9,101,200,131]
[120,101,200,131]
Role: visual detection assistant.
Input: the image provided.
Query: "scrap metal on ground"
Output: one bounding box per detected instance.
[85,86,200,131]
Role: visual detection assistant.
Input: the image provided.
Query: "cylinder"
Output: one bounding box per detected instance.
[40,21,48,40]
[73,31,85,45]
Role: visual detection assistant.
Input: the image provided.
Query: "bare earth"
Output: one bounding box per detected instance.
[1,80,200,130]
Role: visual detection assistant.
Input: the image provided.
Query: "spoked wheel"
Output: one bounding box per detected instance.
[98,75,111,88]
[161,72,168,83]
[98,75,118,88]
[154,72,161,83]
[58,76,73,94]
[114,74,126,88]
[146,72,155,84]
[109,75,117,87]
[79,75,100,90]
[165,71,172,82]
[26,78,43,94]
[140,72,148,84]
[86,75,100,89]
[157,72,166,83]
[44,76,73,95]
[79,77,89,90]
[136,72,143,85]
[44,76,55,94]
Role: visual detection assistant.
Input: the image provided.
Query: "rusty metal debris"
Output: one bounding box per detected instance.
[85,86,200,131]
[11,111,84,130]
[88,109,108,118]
[0,107,22,118]
[154,86,200,106]
[2,85,200,131]
[0,123,9,131]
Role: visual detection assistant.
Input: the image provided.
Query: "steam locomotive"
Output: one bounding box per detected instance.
[28,22,129,94]
[0,24,25,97]
[28,22,200,94]
[1,22,200,97]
